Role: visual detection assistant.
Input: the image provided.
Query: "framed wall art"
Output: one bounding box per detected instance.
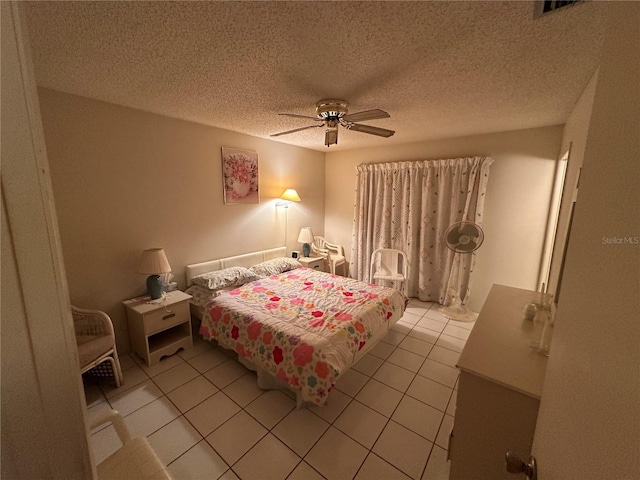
[221,147,259,204]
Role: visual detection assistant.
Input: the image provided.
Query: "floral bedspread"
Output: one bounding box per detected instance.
[199,267,406,405]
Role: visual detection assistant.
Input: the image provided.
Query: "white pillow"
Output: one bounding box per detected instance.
[249,257,302,277]
[191,266,261,290]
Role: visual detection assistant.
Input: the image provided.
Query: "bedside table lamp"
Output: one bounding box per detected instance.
[297,227,314,257]
[137,248,171,300]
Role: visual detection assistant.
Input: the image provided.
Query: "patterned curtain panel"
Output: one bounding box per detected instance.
[350,156,493,305]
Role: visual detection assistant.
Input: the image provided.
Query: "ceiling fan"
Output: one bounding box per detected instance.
[271,99,395,147]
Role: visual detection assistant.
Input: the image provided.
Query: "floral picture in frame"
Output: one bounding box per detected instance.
[221,147,259,204]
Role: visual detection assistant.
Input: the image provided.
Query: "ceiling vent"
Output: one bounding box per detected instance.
[535,1,582,17]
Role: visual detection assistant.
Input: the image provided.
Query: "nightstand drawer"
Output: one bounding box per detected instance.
[144,300,189,335]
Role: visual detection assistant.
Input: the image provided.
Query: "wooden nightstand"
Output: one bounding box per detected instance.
[298,256,326,272]
[123,290,193,366]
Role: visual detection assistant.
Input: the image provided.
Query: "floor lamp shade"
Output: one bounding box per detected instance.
[297,227,314,257]
[138,248,172,299]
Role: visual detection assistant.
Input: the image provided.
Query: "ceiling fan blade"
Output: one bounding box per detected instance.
[347,123,395,138]
[325,128,338,147]
[278,113,322,121]
[342,109,390,123]
[270,124,323,137]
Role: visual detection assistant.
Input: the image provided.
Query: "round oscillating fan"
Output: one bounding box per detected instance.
[439,221,484,322]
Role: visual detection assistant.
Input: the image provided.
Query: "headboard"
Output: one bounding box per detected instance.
[185,246,287,286]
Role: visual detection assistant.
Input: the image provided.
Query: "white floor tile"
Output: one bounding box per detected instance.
[352,353,384,377]
[334,400,388,449]
[138,354,186,378]
[424,309,449,323]
[205,411,267,465]
[307,388,351,423]
[272,407,330,456]
[220,469,240,479]
[87,401,114,434]
[305,427,368,480]
[147,416,201,466]
[184,391,241,437]
[369,340,396,360]
[288,461,325,480]
[399,311,422,325]
[373,362,415,393]
[436,333,465,353]
[89,424,121,465]
[152,361,200,394]
[421,445,450,480]
[233,433,300,480]
[405,305,429,318]
[204,359,249,389]
[408,326,440,344]
[102,363,149,399]
[245,389,296,429]
[178,337,215,361]
[355,452,412,480]
[381,329,407,346]
[435,414,454,449]
[124,396,180,438]
[398,336,435,357]
[418,359,459,388]
[223,373,264,407]
[168,440,229,480]
[427,345,460,368]
[108,379,163,416]
[188,348,229,373]
[442,324,471,341]
[388,348,427,373]
[406,376,453,412]
[416,317,447,333]
[355,379,403,417]
[392,395,443,442]
[446,318,476,330]
[167,376,219,413]
[391,320,414,335]
[335,368,369,397]
[373,421,433,480]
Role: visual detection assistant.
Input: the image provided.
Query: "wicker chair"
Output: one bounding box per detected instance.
[72,306,123,387]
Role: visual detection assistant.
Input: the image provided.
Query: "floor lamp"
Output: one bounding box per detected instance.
[276,189,301,250]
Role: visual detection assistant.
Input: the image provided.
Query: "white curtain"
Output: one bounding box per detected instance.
[350,156,493,305]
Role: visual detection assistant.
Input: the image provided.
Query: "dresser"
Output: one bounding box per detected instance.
[123,290,193,366]
[449,284,549,480]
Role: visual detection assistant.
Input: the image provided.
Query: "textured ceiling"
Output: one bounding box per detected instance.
[25,1,607,152]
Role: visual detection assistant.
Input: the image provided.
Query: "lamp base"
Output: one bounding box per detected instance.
[302,243,311,257]
[146,275,164,300]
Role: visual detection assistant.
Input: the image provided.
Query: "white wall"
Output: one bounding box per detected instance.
[325,126,563,311]
[38,89,325,352]
[533,2,639,477]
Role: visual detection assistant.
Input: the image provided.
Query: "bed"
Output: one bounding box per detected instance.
[185,247,406,407]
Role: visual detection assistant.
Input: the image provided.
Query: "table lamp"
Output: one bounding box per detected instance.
[137,248,171,299]
[297,227,314,257]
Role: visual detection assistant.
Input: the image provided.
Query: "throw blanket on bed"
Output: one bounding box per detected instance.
[199,267,406,405]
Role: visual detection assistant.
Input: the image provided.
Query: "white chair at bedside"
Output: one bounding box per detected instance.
[72,306,123,387]
[369,248,409,296]
[312,236,347,275]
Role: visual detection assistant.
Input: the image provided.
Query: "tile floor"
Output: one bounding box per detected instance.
[84,299,476,480]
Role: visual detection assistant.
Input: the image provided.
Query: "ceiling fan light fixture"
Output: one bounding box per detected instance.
[272,98,395,147]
